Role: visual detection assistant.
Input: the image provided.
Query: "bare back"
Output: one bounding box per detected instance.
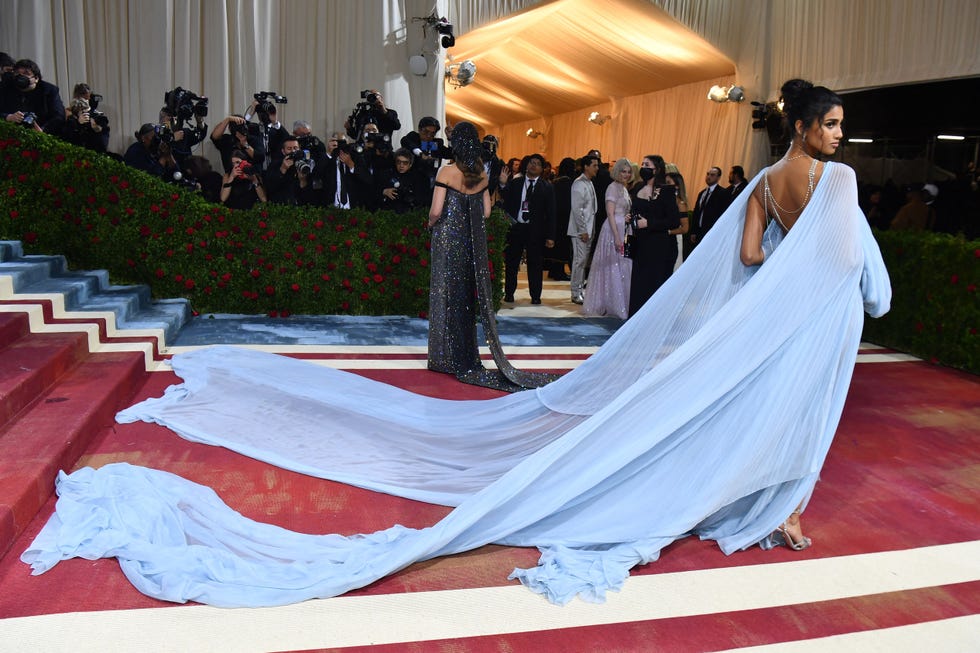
[435,164,488,196]
[741,157,826,266]
[752,157,825,232]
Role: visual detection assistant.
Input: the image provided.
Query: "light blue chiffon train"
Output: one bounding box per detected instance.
[22,163,891,608]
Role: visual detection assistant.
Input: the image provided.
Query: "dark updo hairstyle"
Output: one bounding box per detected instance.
[449,121,485,189]
[780,79,842,141]
[642,154,667,185]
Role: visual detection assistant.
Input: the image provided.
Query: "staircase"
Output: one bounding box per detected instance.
[0,241,190,558]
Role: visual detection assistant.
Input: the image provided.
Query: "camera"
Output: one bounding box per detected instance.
[21,111,37,126]
[169,170,199,191]
[90,110,109,128]
[419,140,439,154]
[164,87,208,124]
[165,87,207,122]
[89,93,103,110]
[230,121,258,138]
[253,91,287,117]
[287,149,315,175]
[238,161,255,177]
[482,135,498,158]
[154,123,175,144]
[360,89,379,104]
[359,132,390,152]
[296,134,326,160]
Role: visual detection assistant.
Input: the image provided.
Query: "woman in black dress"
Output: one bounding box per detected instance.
[627,154,680,317]
[426,122,557,391]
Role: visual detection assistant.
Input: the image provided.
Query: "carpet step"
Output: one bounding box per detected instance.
[0,312,29,350]
[0,331,91,429]
[0,349,147,559]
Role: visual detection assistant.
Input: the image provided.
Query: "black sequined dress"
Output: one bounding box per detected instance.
[427,182,558,392]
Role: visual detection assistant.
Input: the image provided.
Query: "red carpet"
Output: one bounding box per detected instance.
[0,356,977,651]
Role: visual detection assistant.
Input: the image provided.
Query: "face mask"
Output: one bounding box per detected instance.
[14,74,32,90]
[639,167,655,182]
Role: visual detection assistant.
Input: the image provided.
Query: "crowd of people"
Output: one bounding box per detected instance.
[492,150,751,318]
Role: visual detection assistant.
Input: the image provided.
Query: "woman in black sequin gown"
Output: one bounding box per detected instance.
[427,123,557,392]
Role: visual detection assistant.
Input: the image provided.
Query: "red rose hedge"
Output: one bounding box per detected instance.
[0,122,509,318]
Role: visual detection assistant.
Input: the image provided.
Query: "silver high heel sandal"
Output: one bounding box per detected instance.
[770,509,812,550]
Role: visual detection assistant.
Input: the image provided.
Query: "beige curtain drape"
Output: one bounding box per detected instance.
[0,0,448,156]
[2,0,977,178]
[495,74,752,187]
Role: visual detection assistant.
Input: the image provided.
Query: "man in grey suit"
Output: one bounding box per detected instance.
[568,154,599,304]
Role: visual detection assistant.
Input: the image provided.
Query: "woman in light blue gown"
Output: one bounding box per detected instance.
[23,80,891,608]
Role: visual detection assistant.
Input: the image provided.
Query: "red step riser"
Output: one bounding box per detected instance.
[0,312,30,350]
[0,332,91,429]
[0,349,147,559]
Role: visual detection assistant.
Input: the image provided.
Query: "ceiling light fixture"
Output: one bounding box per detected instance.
[708,85,745,103]
[526,128,543,138]
[848,138,874,143]
[588,112,611,126]
[445,59,477,88]
[937,134,965,141]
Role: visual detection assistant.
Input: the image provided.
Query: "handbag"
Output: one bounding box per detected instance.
[623,215,637,259]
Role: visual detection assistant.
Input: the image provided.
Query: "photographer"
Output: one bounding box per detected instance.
[482,134,505,198]
[182,155,223,203]
[352,122,394,211]
[159,110,205,168]
[344,89,400,141]
[0,59,65,134]
[263,136,319,206]
[400,116,451,203]
[319,132,362,209]
[380,148,429,214]
[123,123,177,178]
[221,149,267,209]
[246,92,289,170]
[210,114,265,173]
[61,84,109,153]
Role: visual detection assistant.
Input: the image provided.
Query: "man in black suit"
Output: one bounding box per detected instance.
[728,165,748,201]
[502,153,556,304]
[686,166,730,259]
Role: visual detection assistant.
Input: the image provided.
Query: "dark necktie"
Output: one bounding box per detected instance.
[528,179,536,197]
[699,188,711,227]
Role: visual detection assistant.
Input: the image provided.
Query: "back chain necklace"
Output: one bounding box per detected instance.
[765,157,818,221]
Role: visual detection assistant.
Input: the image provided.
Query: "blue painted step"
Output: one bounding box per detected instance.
[0,240,190,343]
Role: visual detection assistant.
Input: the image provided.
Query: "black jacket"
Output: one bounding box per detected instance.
[502,176,557,241]
[0,80,65,134]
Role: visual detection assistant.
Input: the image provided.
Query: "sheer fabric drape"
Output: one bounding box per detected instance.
[23,163,892,607]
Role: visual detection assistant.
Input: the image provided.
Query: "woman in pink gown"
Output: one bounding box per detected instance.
[583,157,633,319]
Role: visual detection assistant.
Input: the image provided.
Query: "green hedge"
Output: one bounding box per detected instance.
[864,229,978,374]
[0,121,510,317]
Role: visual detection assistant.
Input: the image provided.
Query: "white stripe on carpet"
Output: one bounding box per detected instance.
[1,541,976,652]
[719,614,980,652]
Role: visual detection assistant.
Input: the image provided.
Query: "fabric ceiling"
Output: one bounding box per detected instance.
[445,0,736,129]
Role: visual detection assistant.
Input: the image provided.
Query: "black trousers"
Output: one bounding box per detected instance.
[504,222,545,300]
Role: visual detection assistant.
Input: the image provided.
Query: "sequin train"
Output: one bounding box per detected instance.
[427,183,558,392]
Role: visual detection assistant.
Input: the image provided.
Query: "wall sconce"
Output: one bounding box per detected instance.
[708,85,745,103]
[526,128,543,138]
[588,112,611,126]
